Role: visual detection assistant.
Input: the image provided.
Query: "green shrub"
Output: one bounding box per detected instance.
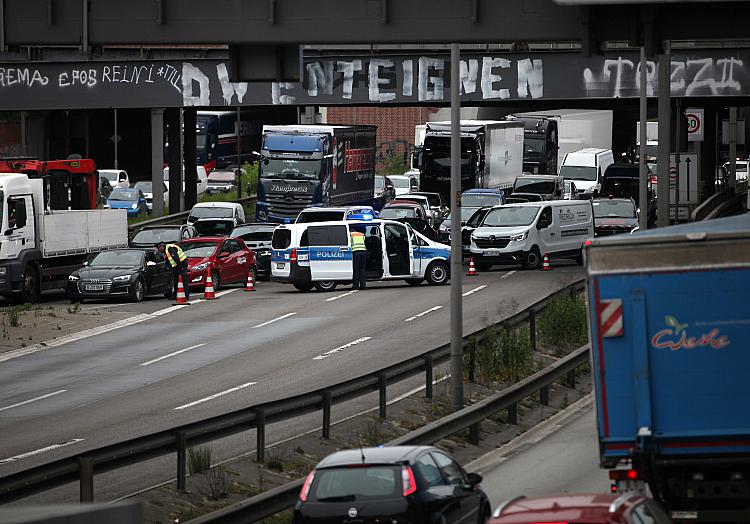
[187,445,212,474]
[537,293,589,351]
[474,325,534,384]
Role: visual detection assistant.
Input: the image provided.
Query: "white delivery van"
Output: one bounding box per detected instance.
[271,219,450,291]
[558,148,614,197]
[470,200,593,270]
[187,201,246,226]
[162,166,209,196]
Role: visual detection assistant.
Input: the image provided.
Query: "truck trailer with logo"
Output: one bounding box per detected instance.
[586,214,750,522]
[255,125,377,223]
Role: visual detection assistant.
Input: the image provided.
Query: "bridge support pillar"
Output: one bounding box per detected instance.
[183,108,198,210]
[151,108,165,217]
[166,108,183,212]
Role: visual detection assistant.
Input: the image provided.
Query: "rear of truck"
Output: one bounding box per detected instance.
[484,122,524,191]
[586,214,750,521]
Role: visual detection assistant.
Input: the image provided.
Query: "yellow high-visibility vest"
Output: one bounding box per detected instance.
[350,231,366,252]
[165,244,187,267]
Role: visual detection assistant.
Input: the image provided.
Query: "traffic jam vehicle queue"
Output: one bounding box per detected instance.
[271,219,451,292]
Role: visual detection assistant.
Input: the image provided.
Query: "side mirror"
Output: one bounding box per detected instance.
[146,261,157,267]
[466,472,483,487]
[82,260,89,266]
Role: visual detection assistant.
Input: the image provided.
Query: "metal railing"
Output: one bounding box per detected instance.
[126,195,257,232]
[0,279,584,505]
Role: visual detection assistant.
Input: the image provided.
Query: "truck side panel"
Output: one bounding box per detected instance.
[330,127,376,206]
[41,210,128,257]
[590,267,750,463]
[484,123,524,189]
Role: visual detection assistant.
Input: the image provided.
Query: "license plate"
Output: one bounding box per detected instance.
[85,284,104,291]
[484,250,500,256]
[276,263,285,269]
[616,480,646,494]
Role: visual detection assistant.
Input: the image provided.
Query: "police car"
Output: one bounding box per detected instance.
[271,219,451,291]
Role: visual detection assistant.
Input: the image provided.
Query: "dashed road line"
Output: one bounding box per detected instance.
[0,390,67,413]
[462,285,487,297]
[313,337,372,360]
[174,382,257,410]
[252,312,296,329]
[140,344,206,366]
[325,290,358,302]
[216,288,239,297]
[0,439,85,465]
[501,270,517,279]
[404,305,443,322]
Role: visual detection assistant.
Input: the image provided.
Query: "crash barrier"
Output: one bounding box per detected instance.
[191,347,590,524]
[0,279,585,506]
[126,195,257,232]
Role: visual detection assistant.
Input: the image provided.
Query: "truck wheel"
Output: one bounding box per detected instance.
[314,281,337,292]
[293,282,314,292]
[18,265,40,304]
[521,247,542,270]
[129,278,145,303]
[425,261,449,285]
[405,278,423,286]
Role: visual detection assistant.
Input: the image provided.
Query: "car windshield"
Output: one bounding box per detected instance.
[593,200,636,218]
[483,206,540,227]
[108,190,139,201]
[415,193,441,206]
[181,241,219,258]
[380,208,415,219]
[134,182,152,193]
[560,165,598,182]
[194,220,235,236]
[462,194,503,207]
[395,198,428,210]
[310,466,399,502]
[374,177,385,190]
[390,177,411,188]
[132,228,180,244]
[98,171,118,183]
[515,178,556,194]
[190,207,234,219]
[260,158,321,180]
[231,227,274,241]
[297,211,345,223]
[90,250,143,267]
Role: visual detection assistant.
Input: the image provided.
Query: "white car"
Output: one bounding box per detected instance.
[98,169,130,190]
[133,181,169,211]
[388,175,418,196]
[187,201,246,226]
[162,166,209,195]
[722,160,749,182]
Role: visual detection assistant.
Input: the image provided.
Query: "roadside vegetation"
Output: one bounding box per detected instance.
[537,293,589,354]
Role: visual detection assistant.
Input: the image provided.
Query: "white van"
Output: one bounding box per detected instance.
[162,166,209,196]
[271,219,450,291]
[470,200,593,270]
[98,169,130,189]
[559,148,614,196]
[187,202,246,226]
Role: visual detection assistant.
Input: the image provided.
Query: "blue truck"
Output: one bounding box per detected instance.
[585,213,750,521]
[255,125,377,223]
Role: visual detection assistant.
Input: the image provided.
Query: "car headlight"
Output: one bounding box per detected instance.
[192,262,209,272]
[510,231,528,242]
[0,267,7,275]
[130,203,138,209]
[68,274,79,281]
[113,274,132,282]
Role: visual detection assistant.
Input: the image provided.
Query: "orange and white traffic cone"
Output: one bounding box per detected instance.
[203,269,217,300]
[541,253,552,271]
[244,271,256,292]
[466,257,478,276]
[174,275,188,304]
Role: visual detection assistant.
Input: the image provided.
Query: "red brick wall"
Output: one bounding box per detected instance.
[0,122,22,156]
[325,106,439,173]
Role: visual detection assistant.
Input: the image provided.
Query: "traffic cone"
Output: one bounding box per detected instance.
[203,269,217,300]
[244,271,256,292]
[541,253,552,271]
[174,275,188,304]
[466,257,478,276]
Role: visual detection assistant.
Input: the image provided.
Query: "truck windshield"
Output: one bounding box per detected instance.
[514,178,556,194]
[560,165,597,182]
[524,137,545,153]
[483,206,540,227]
[260,158,321,180]
[424,137,474,178]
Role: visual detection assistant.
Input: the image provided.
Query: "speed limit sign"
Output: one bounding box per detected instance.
[686,108,704,142]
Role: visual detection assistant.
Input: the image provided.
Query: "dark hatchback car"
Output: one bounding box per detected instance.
[230,223,275,280]
[294,446,491,524]
[67,249,172,303]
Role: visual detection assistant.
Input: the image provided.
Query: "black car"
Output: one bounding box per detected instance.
[294,446,490,524]
[193,217,240,237]
[593,197,639,236]
[601,163,657,226]
[67,249,173,303]
[130,225,198,248]
[230,222,275,280]
[394,217,440,242]
[461,206,493,257]
[373,175,396,211]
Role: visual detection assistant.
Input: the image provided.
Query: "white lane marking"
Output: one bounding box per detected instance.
[174,382,257,410]
[81,303,130,310]
[150,305,188,317]
[0,390,68,413]
[313,337,372,360]
[0,439,85,465]
[325,290,358,302]
[404,306,443,322]
[501,270,516,279]
[216,288,239,297]
[252,312,296,329]
[140,344,206,366]
[462,285,487,297]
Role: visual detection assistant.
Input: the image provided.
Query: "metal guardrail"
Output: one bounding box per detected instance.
[126,195,257,232]
[0,278,584,505]
[191,346,591,524]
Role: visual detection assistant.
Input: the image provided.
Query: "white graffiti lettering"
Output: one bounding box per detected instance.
[306,61,334,97]
[0,68,49,87]
[402,60,413,96]
[481,57,510,99]
[460,59,478,95]
[369,58,396,102]
[216,63,248,105]
[181,63,210,106]
[336,60,362,100]
[517,58,543,98]
[271,82,296,105]
[418,57,444,101]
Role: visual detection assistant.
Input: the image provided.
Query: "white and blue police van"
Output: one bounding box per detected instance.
[271,219,451,291]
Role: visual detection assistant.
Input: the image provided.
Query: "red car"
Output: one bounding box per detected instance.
[179,236,257,290]
[489,494,671,524]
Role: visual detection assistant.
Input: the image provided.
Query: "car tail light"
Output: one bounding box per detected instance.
[290,248,297,263]
[402,465,417,496]
[299,471,315,502]
[583,239,593,247]
[609,469,642,481]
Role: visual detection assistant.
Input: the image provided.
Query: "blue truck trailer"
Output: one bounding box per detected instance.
[585,213,750,521]
[255,125,377,223]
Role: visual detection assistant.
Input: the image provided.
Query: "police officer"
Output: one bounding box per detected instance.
[158,242,190,301]
[350,225,367,290]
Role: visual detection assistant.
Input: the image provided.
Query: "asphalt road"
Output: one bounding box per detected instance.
[0,262,583,502]
[476,400,610,511]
